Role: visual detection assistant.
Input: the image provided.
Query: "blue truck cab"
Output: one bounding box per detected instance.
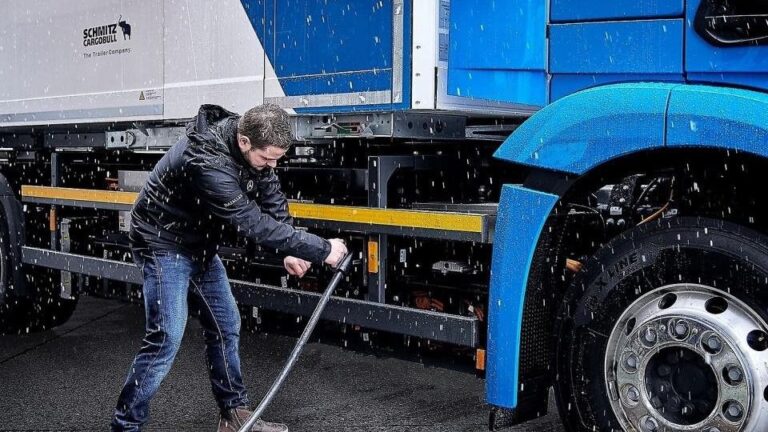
[474,1,768,430]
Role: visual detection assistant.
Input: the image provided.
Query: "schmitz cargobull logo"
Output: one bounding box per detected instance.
[83,15,131,47]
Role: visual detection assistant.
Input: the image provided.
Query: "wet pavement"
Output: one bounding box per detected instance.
[0,296,563,431]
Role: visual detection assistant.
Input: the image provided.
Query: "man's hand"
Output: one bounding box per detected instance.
[284,256,311,278]
[324,238,348,268]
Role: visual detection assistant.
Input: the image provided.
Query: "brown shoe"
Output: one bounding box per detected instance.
[217,406,289,432]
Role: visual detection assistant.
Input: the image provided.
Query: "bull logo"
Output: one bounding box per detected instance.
[118,15,131,40]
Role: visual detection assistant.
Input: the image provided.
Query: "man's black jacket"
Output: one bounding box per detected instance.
[129,104,331,264]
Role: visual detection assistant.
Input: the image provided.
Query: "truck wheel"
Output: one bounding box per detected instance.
[555,217,768,432]
[0,188,31,333]
[1,175,77,333]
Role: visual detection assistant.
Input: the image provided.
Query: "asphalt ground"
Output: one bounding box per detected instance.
[0,296,564,431]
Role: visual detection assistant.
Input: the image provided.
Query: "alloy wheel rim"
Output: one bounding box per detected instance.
[605,284,768,432]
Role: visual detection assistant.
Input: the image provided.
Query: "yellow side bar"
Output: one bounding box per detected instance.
[22,186,484,233]
[289,202,483,233]
[22,185,138,205]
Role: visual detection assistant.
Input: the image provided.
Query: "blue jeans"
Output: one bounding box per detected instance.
[111,251,249,431]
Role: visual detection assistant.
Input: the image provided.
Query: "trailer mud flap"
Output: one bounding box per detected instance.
[486,184,558,409]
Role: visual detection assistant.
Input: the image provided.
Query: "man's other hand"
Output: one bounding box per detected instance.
[324,238,348,268]
[284,256,311,278]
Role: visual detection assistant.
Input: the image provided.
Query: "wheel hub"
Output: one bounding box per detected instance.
[644,346,718,425]
[605,284,768,431]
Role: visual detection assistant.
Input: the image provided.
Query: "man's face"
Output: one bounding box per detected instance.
[238,135,286,170]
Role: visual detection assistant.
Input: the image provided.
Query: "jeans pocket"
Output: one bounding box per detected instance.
[131,250,146,272]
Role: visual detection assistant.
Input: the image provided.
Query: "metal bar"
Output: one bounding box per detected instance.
[366,235,387,303]
[292,112,466,140]
[392,0,405,104]
[368,155,414,207]
[367,156,412,303]
[266,90,392,110]
[25,196,131,212]
[50,152,73,300]
[22,247,142,284]
[50,153,61,250]
[291,220,488,242]
[44,132,106,149]
[230,282,478,347]
[58,219,75,300]
[21,247,479,347]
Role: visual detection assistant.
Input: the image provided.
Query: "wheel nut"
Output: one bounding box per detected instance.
[643,416,659,431]
[726,366,743,384]
[626,385,640,402]
[673,320,689,338]
[643,327,657,345]
[625,353,638,371]
[705,335,722,353]
[724,400,744,421]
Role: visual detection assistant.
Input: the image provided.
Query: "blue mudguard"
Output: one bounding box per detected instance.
[486,185,558,408]
[495,83,768,175]
[493,82,674,175]
[666,85,768,153]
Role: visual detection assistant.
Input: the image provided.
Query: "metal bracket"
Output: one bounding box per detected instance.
[293,112,466,141]
[465,124,519,141]
[365,155,443,302]
[106,127,185,150]
[45,133,105,149]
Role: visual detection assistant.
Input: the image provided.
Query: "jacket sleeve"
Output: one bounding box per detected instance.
[256,169,294,225]
[188,157,330,265]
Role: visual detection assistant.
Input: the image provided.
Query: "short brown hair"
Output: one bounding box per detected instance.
[238,103,293,150]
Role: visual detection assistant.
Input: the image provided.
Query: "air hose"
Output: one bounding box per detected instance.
[238,253,354,432]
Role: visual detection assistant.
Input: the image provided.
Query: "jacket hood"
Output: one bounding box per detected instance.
[186,104,251,169]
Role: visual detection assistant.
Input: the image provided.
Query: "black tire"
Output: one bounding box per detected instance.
[554,217,768,432]
[0,180,32,334]
[0,175,77,333]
